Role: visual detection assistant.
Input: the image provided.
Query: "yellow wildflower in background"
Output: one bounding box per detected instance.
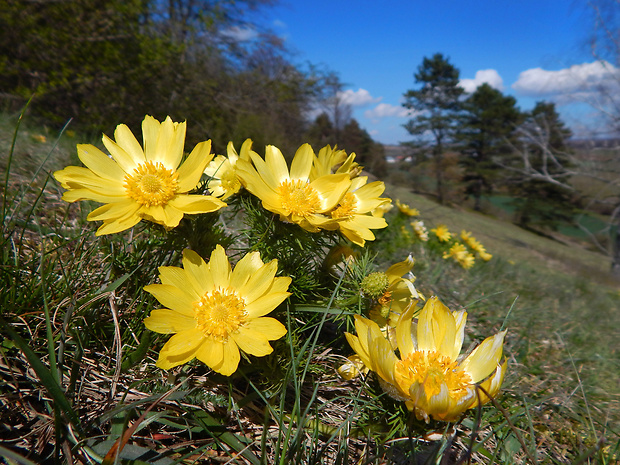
[236,143,351,232]
[411,220,429,241]
[395,199,420,216]
[54,116,226,235]
[345,296,507,422]
[327,176,390,246]
[461,230,493,261]
[204,139,255,199]
[144,246,291,375]
[431,224,452,242]
[444,243,476,269]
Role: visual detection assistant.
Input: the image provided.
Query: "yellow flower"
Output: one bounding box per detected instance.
[54,116,226,235]
[443,243,468,261]
[431,224,452,242]
[411,220,429,241]
[328,176,390,246]
[396,199,420,216]
[144,246,291,375]
[345,296,507,422]
[337,354,370,380]
[460,231,492,261]
[204,139,254,199]
[236,143,351,232]
[311,144,360,179]
[367,256,424,331]
[372,201,393,218]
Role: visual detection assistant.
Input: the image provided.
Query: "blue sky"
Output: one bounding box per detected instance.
[254,0,615,144]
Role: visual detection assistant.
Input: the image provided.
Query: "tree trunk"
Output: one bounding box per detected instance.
[434,143,444,204]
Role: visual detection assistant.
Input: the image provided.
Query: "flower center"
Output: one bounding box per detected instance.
[277,179,321,217]
[220,169,241,192]
[395,351,472,401]
[331,193,357,219]
[124,161,179,207]
[193,288,247,341]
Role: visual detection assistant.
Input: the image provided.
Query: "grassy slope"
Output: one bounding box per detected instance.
[385,185,614,284]
[2,111,620,462]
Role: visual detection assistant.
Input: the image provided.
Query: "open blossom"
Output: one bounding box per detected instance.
[204,139,255,199]
[431,224,452,242]
[236,143,351,232]
[327,176,391,247]
[345,296,507,422]
[461,230,493,261]
[311,144,360,179]
[396,199,420,216]
[144,246,291,375]
[411,220,429,241]
[54,115,225,235]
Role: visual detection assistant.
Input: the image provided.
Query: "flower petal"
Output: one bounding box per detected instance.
[144,309,196,334]
[182,249,213,296]
[113,123,145,167]
[229,251,264,290]
[195,339,225,371]
[177,140,214,192]
[156,329,204,369]
[167,195,226,214]
[213,341,240,376]
[144,283,195,316]
[77,144,127,179]
[208,245,231,290]
[460,330,506,382]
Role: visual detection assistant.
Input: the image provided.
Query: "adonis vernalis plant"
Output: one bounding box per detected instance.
[53,115,226,235]
[143,245,291,375]
[345,296,507,422]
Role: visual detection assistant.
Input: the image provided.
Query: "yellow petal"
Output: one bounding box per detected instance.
[62,188,125,204]
[264,145,290,185]
[395,306,418,357]
[472,360,507,406]
[208,245,231,290]
[158,266,200,301]
[310,173,351,211]
[182,249,213,296]
[213,340,240,376]
[77,144,127,179]
[113,123,145,167]
[244,291,291,318]
[144,283,195,316]
[102,133,141,173]
[244,317,287,340]
[460,330,506,383]
[229,251,264,290]
[176,140,214,192]
[94,216,142,236]
[289,143,313,181]
[168,195,226,214]
[87,201,140,222]
[156,329,204,369]
[417,297,458,360]
[195,339,225,371]
[232,330,274,357]
[144,309,196,334]
[453,310,468,356]
[237,260,278,304]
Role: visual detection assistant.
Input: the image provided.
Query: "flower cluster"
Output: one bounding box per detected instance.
[345,296,506,422]
[234,142,391,246]
[53,115,507,426]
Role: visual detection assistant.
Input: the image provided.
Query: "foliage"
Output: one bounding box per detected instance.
[402,53,465,204]
[457,83,523,211]
[509,101,581,230]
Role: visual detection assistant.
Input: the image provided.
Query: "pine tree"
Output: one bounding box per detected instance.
[458,83,523,210]
[402,53,464,204]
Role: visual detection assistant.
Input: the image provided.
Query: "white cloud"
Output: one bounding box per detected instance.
[337,88,381,107]
[460,69,504,93]
[512,61,620,97]
[220,26,259,42]
[364,103,411,121]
